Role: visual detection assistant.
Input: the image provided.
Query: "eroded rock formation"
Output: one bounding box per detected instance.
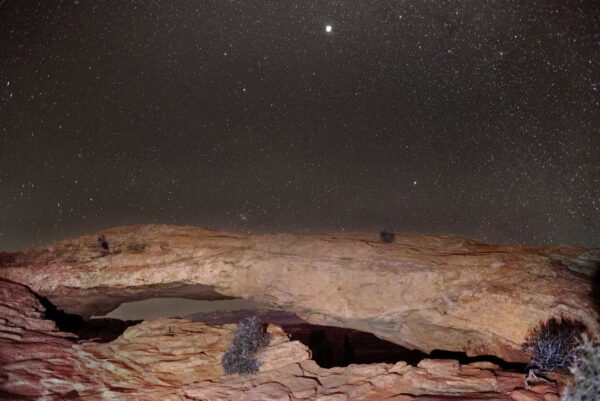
[0,279,563,400]
[0,224,598,363]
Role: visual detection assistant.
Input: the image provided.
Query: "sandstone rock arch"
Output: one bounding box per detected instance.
[1,224,598,362]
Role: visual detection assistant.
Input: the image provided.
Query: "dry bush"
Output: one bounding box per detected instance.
[222,316,270,375]
[562,335,600,401]
[523,316,587,374]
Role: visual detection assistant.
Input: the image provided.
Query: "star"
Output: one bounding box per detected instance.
[0,1,597,250]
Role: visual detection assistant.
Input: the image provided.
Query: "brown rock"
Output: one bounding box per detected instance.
[1,224,597,363]
[0,278,566,400]
[510,389,546,401]
[0,279,96,399]
[417,359,461,376]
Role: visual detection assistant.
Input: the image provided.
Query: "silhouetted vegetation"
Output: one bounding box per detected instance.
[222,316,270,375]
[523,316,588,375]
[380,230,396,243]
[97,235,109,254]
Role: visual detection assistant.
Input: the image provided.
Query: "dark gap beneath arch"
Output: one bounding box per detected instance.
[188,309,528,372]
[35,294,141,342]
[285,323,526,372]
[33,295,527,372]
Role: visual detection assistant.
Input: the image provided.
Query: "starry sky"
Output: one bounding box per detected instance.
[1,0,599,251]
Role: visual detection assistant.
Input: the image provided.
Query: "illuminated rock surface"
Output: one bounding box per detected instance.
[0,279,564,400]
[0,224,598,363]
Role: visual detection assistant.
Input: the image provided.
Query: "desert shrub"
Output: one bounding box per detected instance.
[222,316,270,375]
[523,317,587,374]
[380,230,396,243]
[97,235,109,254]
[562,335,600,401]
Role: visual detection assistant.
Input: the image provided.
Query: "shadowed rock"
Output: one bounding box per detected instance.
[593,266,600,315]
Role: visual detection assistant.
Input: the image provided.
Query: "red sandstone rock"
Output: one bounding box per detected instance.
[1,225,597,363]
[0,279,567,400]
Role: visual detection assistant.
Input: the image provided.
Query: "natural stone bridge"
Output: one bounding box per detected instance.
[1,224,598,362]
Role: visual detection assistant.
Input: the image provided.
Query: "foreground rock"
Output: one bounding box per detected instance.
[1,224,598,362]
[0,279,561,400]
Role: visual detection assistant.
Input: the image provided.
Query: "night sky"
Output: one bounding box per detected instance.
[1,0,599,251]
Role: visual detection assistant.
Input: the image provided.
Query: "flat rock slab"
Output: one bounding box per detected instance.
[1,224,598,362]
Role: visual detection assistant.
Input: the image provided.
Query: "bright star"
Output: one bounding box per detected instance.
[325,25,333,33]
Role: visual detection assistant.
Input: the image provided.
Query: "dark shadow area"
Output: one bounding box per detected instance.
[593,266,600,316]
[307,329,334,367]
[0,389,31,400]
[0,251,17,267]
[427,350,527,372]
[187,308,526,371]
[287,324,527,372]
[35,294,141,342]
[289,324,426,368]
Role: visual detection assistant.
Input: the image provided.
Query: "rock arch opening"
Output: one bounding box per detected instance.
[35,294,141,342]
[97,297,264,321]
[36,294,526,372]
[268,315,527,371]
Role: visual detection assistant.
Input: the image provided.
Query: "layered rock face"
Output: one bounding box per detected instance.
[0,224,598,363]
[0,279,562,400]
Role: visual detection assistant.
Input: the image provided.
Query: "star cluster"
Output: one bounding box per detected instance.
[0,0,599,250]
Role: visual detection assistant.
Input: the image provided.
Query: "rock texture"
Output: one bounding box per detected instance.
[187,309,432,368]
[1,224,598,362]
[0,278,562,401]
